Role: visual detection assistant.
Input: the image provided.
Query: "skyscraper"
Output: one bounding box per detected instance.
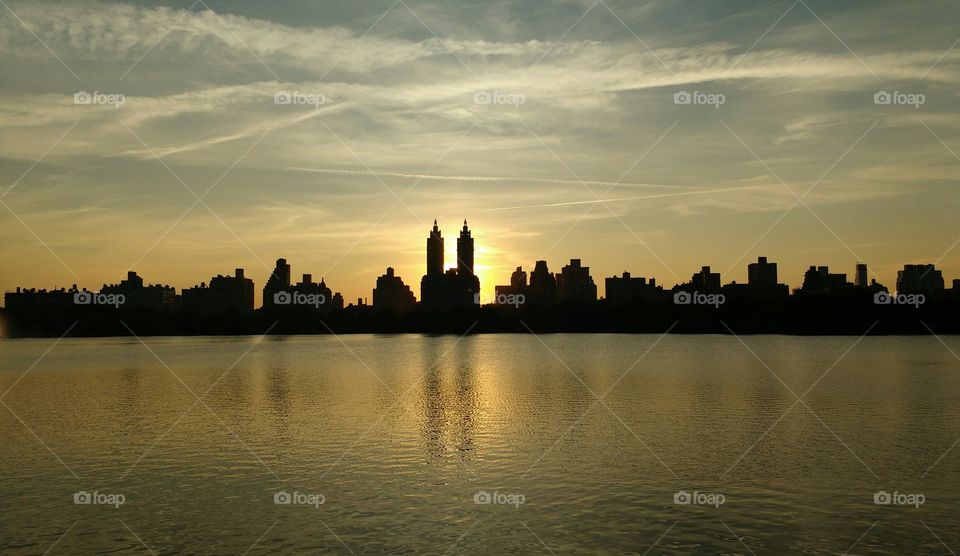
[427,220,444,276]
[457,220,474,276]
[421,219,479,311]
[855,263,868,288]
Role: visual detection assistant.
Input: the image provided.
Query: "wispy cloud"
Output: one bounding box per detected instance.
[1,0,959,300]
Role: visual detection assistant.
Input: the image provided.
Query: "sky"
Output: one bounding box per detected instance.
[1,0,959,306]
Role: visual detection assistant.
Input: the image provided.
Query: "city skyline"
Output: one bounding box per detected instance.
[2,1,960,307]
[5,216,956,312]
[3,3,960,552]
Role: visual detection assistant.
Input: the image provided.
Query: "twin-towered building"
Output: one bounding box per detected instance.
[418,219,480,311]
[368,218,480,314]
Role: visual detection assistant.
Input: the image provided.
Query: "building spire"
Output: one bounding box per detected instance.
[427,219,444,275]
[457,217,474,276]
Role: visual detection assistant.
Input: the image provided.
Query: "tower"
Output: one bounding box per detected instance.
[427,220,443,276]
[422,218,479,311]
[855,263,868,287]
[457,219,474,276]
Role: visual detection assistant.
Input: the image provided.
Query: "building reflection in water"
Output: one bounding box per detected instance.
[262,336,292,440]
[417,335,478,463]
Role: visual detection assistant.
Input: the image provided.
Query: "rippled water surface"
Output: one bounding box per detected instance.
[1,334,958,554]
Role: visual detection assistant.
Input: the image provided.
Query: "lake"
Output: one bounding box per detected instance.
[0,334,958,554]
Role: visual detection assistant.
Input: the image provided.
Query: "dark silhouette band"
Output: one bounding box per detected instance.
[3,220,959,336]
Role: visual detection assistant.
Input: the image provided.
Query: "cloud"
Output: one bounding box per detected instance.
[2,0,960,298]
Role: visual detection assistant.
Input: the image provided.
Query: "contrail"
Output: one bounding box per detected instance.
[285,166,684,189]
[485,185,771,211]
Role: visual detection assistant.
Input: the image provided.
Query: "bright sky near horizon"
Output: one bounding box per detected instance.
[2,0,960,305]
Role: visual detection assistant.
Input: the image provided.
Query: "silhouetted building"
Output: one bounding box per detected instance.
[457,220,474,277]
[557,259,597,303]
[427,220,443,276]
[510,266,527,288]
[297,273,336,313]
[748,257,778,288]
[494,259,596,306]
[721,257,790,302]
[182,268,254,315]
[494,266,529,303]
[373,267,416,314]
[262,259,342,312]
[690,266,721,292]
[420,220,480,311]
[605,272,664,304]
[845,263,887,294]
[897,264,944,296]
[855,263,868,288]
[799,265,848,294]
[263,258,291,308]
[101,271,178,311]
[5,275,177,314]
[4,286,77,313]
[527,260,557,307]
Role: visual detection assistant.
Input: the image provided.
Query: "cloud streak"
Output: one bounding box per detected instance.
[1,0,959,302]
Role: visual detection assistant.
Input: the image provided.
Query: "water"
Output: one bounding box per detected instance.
[0,334,958,555]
